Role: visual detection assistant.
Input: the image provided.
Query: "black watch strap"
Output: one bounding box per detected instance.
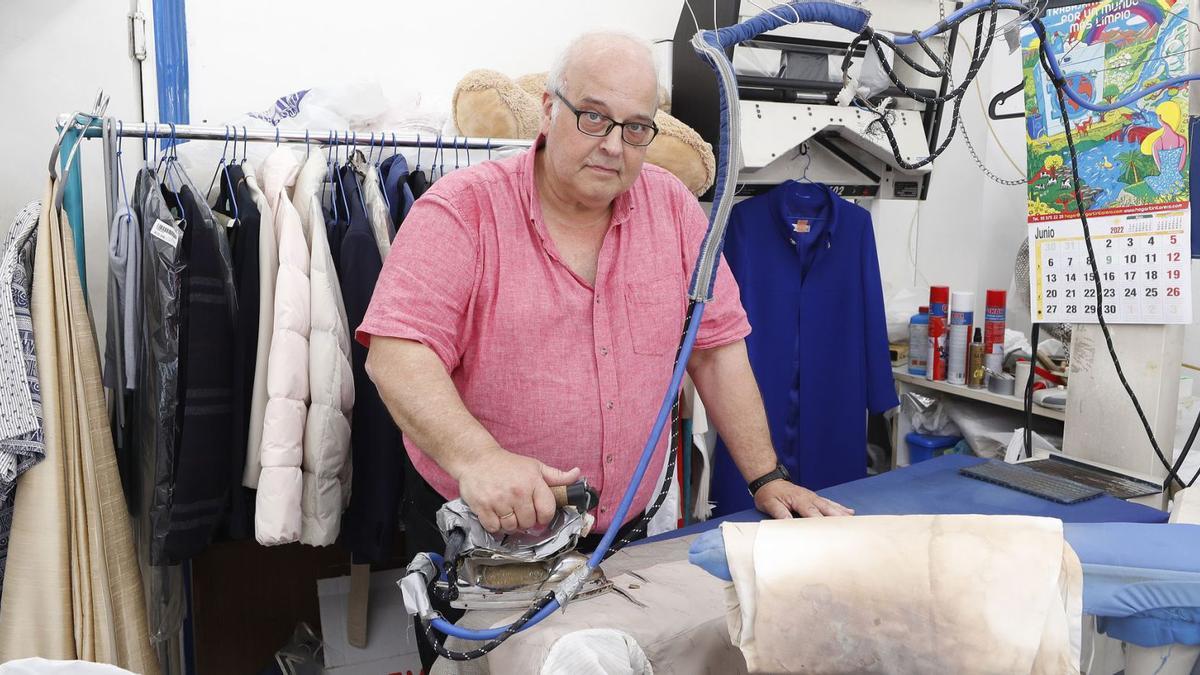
[748,464,790,496]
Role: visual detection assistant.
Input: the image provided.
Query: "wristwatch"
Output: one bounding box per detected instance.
[748,463,791,496]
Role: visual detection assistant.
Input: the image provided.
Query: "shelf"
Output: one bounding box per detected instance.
[893,368,1067,422]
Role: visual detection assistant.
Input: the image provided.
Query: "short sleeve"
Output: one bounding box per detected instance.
[355,192,477,372]
[676,183,751,350]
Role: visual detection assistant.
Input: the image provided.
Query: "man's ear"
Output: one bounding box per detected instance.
[540,90,554,136]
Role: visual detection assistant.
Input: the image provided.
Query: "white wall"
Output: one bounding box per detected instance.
[0,0,144,341]
[185,1,687,127]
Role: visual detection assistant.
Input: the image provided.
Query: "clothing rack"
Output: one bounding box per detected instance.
[53,113,533,290]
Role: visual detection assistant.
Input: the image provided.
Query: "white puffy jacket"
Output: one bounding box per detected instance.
[255,148,308,545]
[293,153,354,546]
[241,163,277,489]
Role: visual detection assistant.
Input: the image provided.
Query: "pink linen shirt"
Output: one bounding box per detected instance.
[356,138,750,531]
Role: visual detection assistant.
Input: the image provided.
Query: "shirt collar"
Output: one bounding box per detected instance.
[769,180,840,245]
[519,133,636,231]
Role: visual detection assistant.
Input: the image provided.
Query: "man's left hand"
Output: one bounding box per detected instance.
[753,480,854,518]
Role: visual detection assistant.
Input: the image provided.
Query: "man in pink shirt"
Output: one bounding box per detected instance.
[357,32,852,546]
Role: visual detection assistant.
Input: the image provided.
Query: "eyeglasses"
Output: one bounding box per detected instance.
[553,90,659,147]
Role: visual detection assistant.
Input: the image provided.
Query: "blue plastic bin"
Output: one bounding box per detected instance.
[905,432,963,464]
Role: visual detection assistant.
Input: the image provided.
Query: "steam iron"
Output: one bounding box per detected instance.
[407,480,613,612]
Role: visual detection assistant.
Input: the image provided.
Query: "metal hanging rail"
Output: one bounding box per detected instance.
[57,115,533,150]
[53,113,534,294]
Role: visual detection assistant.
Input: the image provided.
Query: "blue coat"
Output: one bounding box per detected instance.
[710,181,898,515]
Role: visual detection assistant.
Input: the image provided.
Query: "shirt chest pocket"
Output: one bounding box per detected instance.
[623,276,683,356]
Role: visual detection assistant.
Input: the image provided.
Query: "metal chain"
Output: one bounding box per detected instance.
[939,0,1027,186]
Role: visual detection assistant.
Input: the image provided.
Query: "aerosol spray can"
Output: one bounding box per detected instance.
[968,328,985,389]
[927,286,950,382]
[984,289,1007,358]
[947,291,974,385]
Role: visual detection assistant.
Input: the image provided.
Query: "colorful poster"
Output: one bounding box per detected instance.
[1021,0,1192,324]
[1023,0,1190,219]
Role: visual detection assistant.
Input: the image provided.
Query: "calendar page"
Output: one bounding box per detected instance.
[1021,1,1192,325]
[1030,211,1192,323]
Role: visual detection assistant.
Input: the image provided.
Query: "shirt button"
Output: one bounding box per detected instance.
[600,506,608,514]
[595,298,601,305]
[599,346,608,356]
[606,454,614,464]
[605,400,614,410]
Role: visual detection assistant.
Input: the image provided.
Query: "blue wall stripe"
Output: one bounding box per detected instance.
[152,0,189,136]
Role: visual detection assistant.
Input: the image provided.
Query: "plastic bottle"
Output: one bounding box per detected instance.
[908,306,930,376]
[947,291,974,385]
[984,289,1007,358]
[927,286,950,381]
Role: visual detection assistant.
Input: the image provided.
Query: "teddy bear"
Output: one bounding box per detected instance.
[452,69,715,196]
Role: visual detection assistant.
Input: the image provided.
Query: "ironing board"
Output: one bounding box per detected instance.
[434,455,1189,673]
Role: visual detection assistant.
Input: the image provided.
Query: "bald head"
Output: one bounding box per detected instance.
[536,30,661,214]
[547,31,659,117]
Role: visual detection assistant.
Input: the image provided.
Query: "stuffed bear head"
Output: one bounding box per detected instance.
[452,69,715,196]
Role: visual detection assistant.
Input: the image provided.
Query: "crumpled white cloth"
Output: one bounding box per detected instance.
[0,658,136,675]
[721,515,1083,674]
[540,629,652,675]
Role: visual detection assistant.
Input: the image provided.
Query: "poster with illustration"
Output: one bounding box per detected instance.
[1021,0,1192,324]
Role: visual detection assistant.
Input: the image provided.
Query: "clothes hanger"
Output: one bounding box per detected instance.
[797,142,813,184]
[219,127,240,226]
[346,131,369,215]
[334,131,351,220]
[49,89,109,180]
[322,130,334,214]
[142,121,152,170]
[239,125,249,168]
[438,135,446,180]
[374,132,394,217]
[206,126,232,198]
[432,135,444,182]
[116,120,134,222]
[51,93,111,210]
[159,123,186,215]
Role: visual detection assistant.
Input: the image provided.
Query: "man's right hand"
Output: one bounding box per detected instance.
[453,448,581,534]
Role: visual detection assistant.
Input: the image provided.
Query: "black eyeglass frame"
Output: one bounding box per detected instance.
[553,90,659,147]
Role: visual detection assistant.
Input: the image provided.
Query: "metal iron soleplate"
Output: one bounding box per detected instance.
[442,575,614,611]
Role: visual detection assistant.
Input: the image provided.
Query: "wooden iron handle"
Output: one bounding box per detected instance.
[551,485,569,507]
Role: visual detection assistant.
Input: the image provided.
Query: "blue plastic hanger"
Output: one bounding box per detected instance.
[205,126,232,198]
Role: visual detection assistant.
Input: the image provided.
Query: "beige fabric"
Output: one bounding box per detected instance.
[242,163,279,489]
[445,560,746,675]
[721,516,1083,675]
[0,182,159,674]
[361,164,393,260]
[293,153,354,546]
